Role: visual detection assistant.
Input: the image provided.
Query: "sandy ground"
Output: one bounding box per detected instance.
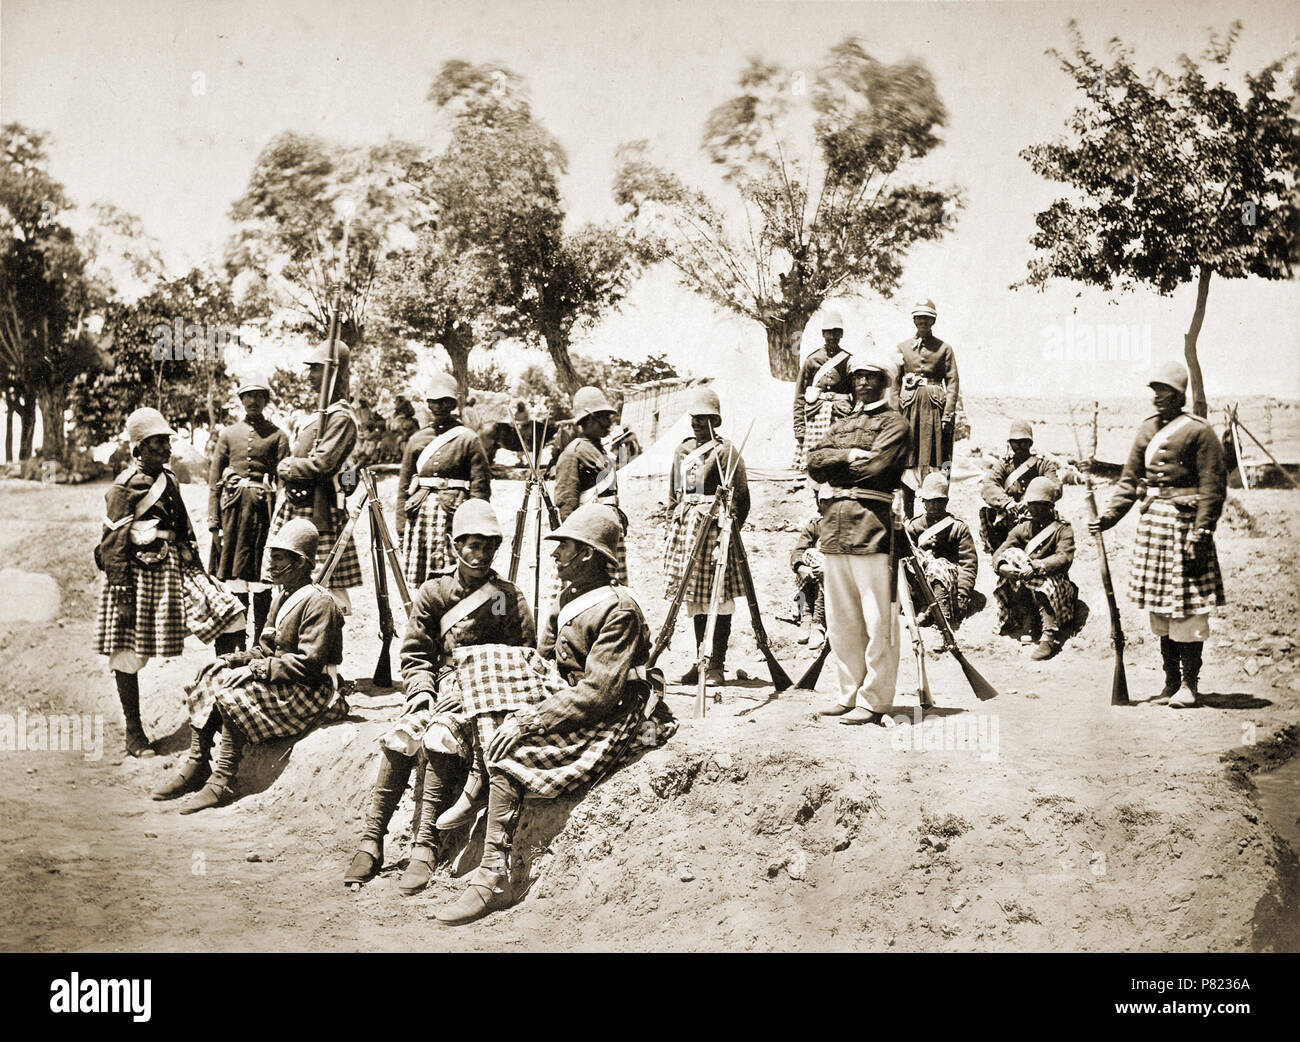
[1,459,1298,953]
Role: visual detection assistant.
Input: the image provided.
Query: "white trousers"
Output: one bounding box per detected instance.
[823,553,900,712]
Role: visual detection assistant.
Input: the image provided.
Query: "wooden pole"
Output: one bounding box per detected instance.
[1235,415,1300,491]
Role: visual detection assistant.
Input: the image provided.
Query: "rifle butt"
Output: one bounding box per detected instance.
[957,651,1000,701]
[1111,652,1130,706]
[796,642,831,690]
[373,641,393,688]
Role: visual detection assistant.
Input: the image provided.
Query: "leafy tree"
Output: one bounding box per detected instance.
[1018,22,1299,416]
[614,38,959,380]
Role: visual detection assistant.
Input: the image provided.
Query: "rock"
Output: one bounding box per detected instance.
[952,896,967,912]
[932,839,948,853]
[786,848,808,881]
[246,853,263,862]
[678,865,695,882]
[1243,658,1260,676]
[919,835,933,848]
[714,752,733,770]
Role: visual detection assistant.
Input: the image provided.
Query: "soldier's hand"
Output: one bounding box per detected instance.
[1087,518,1102,536]
[433,693,463,714]
[486,717,525,761]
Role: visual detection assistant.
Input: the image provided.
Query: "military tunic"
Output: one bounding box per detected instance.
[207,417,290,585]
[993,517,1079,639]
[895,334,959,477]
[978,451,1060,553]
[904,511,982,626]
[663,436,750,608]
[793,347,854,470]
[553,434,628,587]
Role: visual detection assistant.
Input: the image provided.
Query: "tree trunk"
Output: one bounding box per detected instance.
[764,317,805,381]
[36,380,67,461]
[1183,266,1212,418]
[18,393,36,459]
[4,389,14,464]
[444,337,472,409]
[541,325,581,396]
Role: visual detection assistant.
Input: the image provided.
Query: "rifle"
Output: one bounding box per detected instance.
[897,525,999,701]
[358,468,411,613]
[311,306,342,534]
[730,526,792,692]
[897,558,933,708]
[367,493,395,688]
[795,641,831,689]
[1069,405,1129,706]
[647,493,722,669]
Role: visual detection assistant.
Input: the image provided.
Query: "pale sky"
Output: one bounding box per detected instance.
[3,0,1299,400]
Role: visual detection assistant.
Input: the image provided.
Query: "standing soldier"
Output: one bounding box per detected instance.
[208,381,290,651]
[978,420,1060,554]
[807,350,912,725]
[904,473,984,629]
[896,299,960,516]
[395,373,491,590]
[270,340,361,612]
[664,387,750,686]
[794,308,854,472]
[1090,363,1227,707]
[553,386,628,585]
[94,408,246,757]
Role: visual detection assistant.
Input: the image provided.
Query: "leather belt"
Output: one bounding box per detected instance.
[413,477,470,491]
[818,485,894,504]
[1143,485,1198,500]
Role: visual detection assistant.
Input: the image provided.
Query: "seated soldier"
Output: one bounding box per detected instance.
[779,517,826,649]
[166,519,346,812]
[979,420,1060,554]
[992,477,1079,661]
[431,504,667,926]
[904,473,985,629]
[344,499,533,894]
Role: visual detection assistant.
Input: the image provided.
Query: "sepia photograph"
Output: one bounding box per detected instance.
[1,0,1297,989]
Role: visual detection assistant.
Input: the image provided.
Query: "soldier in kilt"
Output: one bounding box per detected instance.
[896,299,960,518]
[268,339,361,613]
[159,518,346,812]
[207,381,290,651]
[793,308,854,472]
[780,517,827,649]
[905,472,985,629]
[395,372,491,590]
[993,477,1080,660]
[1092,362,1227,707]
[433,504,668,926]
[663,386,750,686]
[978,420,1060,554]
[95,408,246,758]
[343,500,534,895]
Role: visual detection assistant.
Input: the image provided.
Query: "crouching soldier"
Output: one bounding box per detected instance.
[553,386,629,585]
[904,473,985,628]
[992,477,1079,660]
[432,504,663,926]
[979,420,1060,554]
[95,408,246,758]
[343,500,534,894]
[780,517,826,649]
[163,519,346,812]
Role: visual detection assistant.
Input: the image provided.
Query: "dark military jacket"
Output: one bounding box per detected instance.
[1101,412,1227,532]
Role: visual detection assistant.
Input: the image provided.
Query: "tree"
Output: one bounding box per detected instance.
[428,62,640,394]
[1018,22,1300,416]
[614,38,959,380]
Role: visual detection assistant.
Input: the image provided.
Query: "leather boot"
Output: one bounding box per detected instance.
[677,615,708,684]
[436,746,488,831]
[252,590,272,642]
[180,720,245,813]
[707,614,731,686]
[434,772,522,926]
[115,671,155,758]
[1157,636,1181,699]
[152,712,217,799]
[345,840,383,889]
[1170,641,1202,708]
[360,747,415,845]
[413,751,460,847]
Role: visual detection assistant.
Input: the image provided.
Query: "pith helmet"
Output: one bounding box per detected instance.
[451,499,503,541]
[267,517,319,562]
[236,381,271,398]
[421,372,459,403]
[911,299,937,319]
[687,386,722,419]
[920,472,950,500]
[544,503,621,565]
[1148,361,1189,395]
[820,307,844,331]
[1023,476,1060,504]
[572,386,616,422]
[124,408,175,448]
[304,339,351,368]
[1008,419,1033,442]
[848,345,893,374]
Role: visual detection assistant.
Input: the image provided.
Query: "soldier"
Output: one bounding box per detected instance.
[94,408,246,758]
[207,381,290,651]
[780,517,826,649]
[807,349,912,725]
[793,308,855,472]
[344,500,534,893]
[432,504,661,926]
[269,340,361,612]
[1090,363,1227,707]
[395,372,491,590]
[171,518,345,812]
[978,420,1060,554]
[993,476,1079,660]
[896,299,960,516]
[904,473,984,629]
[553,385,628,585]
[663,387,750,685]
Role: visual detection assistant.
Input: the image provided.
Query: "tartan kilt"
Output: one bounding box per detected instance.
[797,394,851,470]
[916,550,962,620]
[1128,499,1225,616]
[213,670,340,744]
[401,493,459,590]
[266,495,361,589]
[995,573,1079,632]
[180,564,247,644]
[663,501,743,604]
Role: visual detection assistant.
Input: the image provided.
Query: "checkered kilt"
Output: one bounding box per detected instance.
[801,547,825,579]
[915,549,961,619]
[211,669,341,744]
[662,500,744,604]
[1128,499,1225,616]
[994,573,1079,633]
[797,394,851,471]
[266,495,361,589]
[400,493,460,589]
[95,551,244,659]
